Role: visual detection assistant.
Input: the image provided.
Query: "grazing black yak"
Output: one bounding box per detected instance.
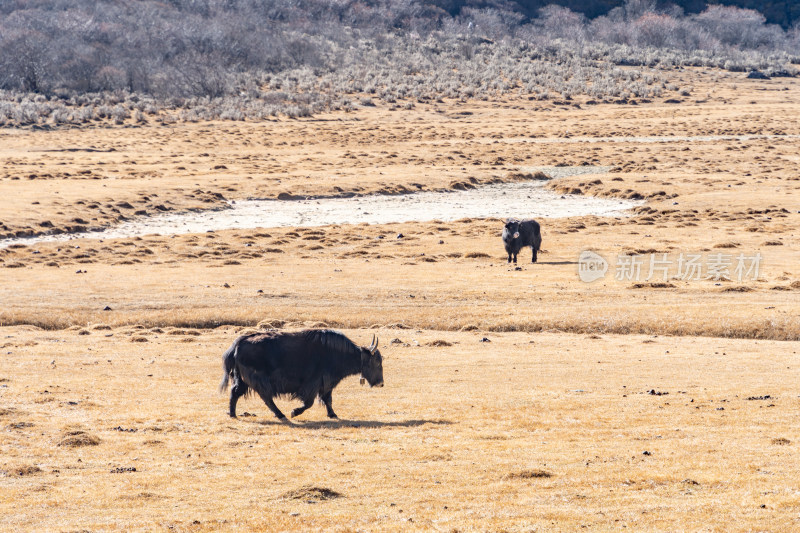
[219,329,384,420]
[502,218,542,263]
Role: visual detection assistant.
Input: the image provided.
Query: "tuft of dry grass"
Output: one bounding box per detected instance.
[427,340,453,347]
[721,286,754,292]
[463,252,492,258]
[282,486,343,501]
[506,171,551,181]
[57,431,100,447]
[505,469,553,480]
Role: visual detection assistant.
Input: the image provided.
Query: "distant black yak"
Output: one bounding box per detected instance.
[219,329,384,420]
[502,218,542,263]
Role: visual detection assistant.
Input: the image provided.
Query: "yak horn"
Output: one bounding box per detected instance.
[369,334,378,354]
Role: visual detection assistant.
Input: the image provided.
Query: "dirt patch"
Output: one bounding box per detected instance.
[6,422,34,430]
[630,282,676,289]
[120,492,165,500]
[282,486,343,501]
[720,286,754,292]
[2,464,43,476]
[110,466,137,473]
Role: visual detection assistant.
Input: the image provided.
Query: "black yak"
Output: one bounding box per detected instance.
[502,218,542,263]
[219,329,384,420]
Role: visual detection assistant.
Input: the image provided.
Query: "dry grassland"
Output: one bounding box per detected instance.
[1,68,800,530]
[2,327,799,531]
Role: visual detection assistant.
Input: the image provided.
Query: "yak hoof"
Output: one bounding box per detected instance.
[328,413,339,419]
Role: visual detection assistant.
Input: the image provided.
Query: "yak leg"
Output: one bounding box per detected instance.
[512,253,518,264]
[532,247,538,263]
[241,367,286,419]
[291,396,315,419]
[507,253,512,263]
[228,375,249,418]
[321,390,338,419]
[251,381,285,420]
[257,391,286,420]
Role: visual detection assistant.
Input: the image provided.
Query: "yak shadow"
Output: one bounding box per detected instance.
[246,417,453,430]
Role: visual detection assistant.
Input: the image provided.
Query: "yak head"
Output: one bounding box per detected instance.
[360,335,384,388]
[504,219,521,240]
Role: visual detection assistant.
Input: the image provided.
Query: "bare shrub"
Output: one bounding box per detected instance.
[0,1,795,126]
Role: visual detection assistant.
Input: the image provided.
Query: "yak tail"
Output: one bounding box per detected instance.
[218,337,240,393]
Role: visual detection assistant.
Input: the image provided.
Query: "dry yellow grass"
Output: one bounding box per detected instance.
[1,214,797,339]
[1,327,799,531]
[1,68,800,530]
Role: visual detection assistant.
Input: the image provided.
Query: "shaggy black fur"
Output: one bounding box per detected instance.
[219,329,384,420]
[501,218,542,263]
